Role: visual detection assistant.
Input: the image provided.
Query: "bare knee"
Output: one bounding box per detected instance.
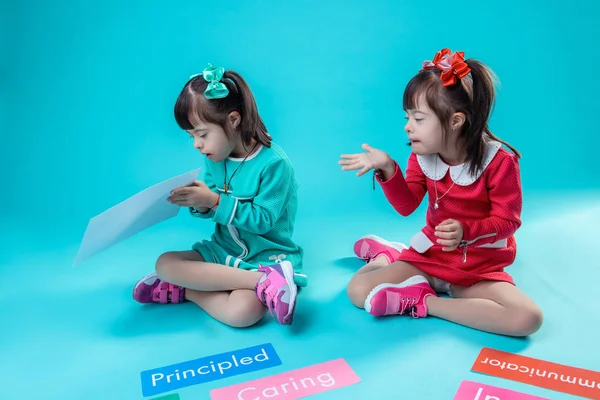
[509,305,544,337]
[221,291,265,328]
[155,252,179,280]
[346,277,371,309]
[225,299,265,328]
[155,251,203,281]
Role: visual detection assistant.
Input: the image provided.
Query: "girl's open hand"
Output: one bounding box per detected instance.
[168,180,218,209]
[339,144,394,177]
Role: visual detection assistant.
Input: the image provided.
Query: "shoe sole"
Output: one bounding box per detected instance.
[364,275,428,314]
[354,234,408,259]
[279,261,297,324]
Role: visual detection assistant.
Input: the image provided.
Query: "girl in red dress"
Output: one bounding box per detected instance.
[339,49,543,337]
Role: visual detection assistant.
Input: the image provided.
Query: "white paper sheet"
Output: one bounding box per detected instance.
[73,168,201,266]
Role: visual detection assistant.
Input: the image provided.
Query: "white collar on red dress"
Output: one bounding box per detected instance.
[416,140,502,186]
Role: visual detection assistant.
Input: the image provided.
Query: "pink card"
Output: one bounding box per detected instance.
[210,358,360,399]
[453,380,550,400]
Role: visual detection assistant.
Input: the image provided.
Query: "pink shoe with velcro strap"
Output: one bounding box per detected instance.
[132,272,187,304]
[255,261,297,325]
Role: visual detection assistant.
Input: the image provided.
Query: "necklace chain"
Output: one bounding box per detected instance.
[433,156,465,210]
[223,142,258,194]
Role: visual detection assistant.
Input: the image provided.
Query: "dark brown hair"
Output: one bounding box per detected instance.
[174,69,271,149]
[403,58,520,175]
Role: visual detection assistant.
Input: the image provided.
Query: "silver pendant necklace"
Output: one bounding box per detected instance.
[433,156,464,209]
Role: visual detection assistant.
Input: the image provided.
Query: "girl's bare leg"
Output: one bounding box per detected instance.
[185,289,265,328]
[426,281,543,336]
[133,250,281,328]
[155,250,263,291]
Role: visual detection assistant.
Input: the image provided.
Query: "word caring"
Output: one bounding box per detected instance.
[472,347,600,400]
[140,343,281,397]
[210,358,360,400]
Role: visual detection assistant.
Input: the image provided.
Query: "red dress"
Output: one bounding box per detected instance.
[376,140,522,287]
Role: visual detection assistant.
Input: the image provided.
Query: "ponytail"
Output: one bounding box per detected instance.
[461,60,520,175]
[224,71,271,148]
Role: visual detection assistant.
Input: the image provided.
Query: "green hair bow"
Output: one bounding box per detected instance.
[190,63,229,100]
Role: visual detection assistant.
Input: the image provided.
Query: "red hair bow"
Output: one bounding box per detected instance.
[420,48,471,87]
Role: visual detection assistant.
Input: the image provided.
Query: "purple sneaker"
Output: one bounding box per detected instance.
[255,261,298,325]
[132,272,186,304]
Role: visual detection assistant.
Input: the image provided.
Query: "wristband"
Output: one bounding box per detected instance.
[211,194,220,209]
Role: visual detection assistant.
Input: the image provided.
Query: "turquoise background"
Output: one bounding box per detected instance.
[2,1,599,399]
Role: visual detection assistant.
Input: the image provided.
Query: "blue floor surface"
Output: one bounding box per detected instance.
[1,191,599,399]
[2,1,599,398]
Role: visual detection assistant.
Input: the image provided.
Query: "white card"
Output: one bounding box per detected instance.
[73,168,201,266]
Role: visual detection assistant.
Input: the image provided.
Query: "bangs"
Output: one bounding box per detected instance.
[174,79,221,131]
[402,71,442,111]
[174,84,196,130]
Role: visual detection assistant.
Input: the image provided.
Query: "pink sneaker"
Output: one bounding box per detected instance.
[132,272,187,304]
[255,260,297,325]
[365,275,437,317]
[354,234,408,263]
